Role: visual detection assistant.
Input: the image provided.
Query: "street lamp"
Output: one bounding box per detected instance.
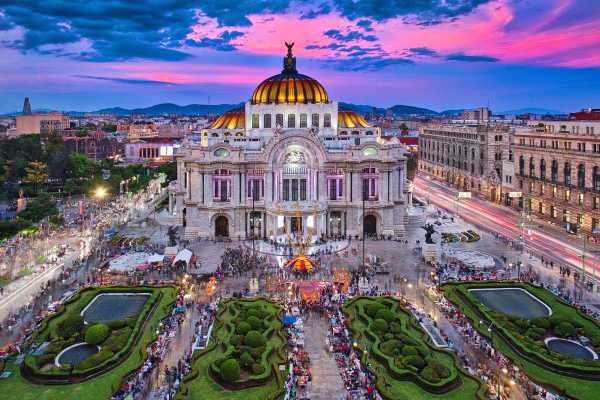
[398,276,412,296]
[353,339,372,375]
[480,319,496,344]
[426,176,431,205]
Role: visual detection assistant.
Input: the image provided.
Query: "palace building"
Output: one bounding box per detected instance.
[172,44,411,239]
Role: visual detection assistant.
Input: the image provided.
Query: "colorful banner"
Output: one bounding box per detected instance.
[266,277,281,292]
[281,279,340,301]
[332,269,351,292]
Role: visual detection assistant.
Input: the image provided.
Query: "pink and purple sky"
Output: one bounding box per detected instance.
[0,0,598,114]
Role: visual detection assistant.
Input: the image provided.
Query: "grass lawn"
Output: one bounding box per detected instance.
[342,296,486,399]
[0,285,177,400]
[441,281,600,399]
[184,298,285,399]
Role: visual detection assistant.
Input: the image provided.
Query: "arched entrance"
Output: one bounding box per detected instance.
[490,187,497,201]
[364,215,377,235]
[215,216,229,237]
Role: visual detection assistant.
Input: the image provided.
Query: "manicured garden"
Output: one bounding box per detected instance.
[341,296,487,399]
[177,297,286,399]
[440,281,600,399]
[0,285,177,400]
[441,230,481,243]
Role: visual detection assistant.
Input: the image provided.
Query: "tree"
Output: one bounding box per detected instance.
[63,179,78,196]
[70,121,77,129]
[0,125,6,133]
[18,192,58,222]
[75,130,88,137]
[101,124,117,133]
[2,159,21,199]
[25,161,50,194]
[84,123,97,130]
[400,123,409,132]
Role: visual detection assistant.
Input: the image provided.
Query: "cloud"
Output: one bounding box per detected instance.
[446,52,499,62]
[0,0,284,61]
[324,29,378,42]
[300,4,332,20]
[356,19,374,31]
[73,75,178,85]
[334,0,493,23]
[408,47,440,57]
[305,43,347,50]
[185,30,244,51]
[324,55,414,71]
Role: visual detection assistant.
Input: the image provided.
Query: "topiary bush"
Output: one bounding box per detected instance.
[231,334,245,346]
[374,309,396,324]
[549,316,568,327]
[366,303,387,318]
[249,346,265,360]
[405,355,425,369]
[85,323,109,345]
[252,364,265,375]
[371,318,389,334]
[246,316,262,331]
[74,348,113,370]
[556,322,577,338]
[402,345,418,357]
[421,366,440,383]
[63,314,85,337]
[107,320,125,330]
[240,353,254,370]
[380,339,403,356]
[220,358,240,382]
[244,331,265,348]
[507,315,520,323]
[425,358,451,379]
[530,317,550,329]
[246,309,261,319]
[237,322,252,336]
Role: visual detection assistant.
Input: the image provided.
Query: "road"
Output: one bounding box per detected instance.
[0,236,91,322]
[413,174,600,284]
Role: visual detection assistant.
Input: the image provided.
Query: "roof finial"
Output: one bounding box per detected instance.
[282,42,297,74]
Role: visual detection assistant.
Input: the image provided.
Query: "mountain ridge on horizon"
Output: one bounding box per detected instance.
[1,103,568,117]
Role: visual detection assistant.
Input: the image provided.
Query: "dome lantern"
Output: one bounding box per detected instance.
[251,44,329,105]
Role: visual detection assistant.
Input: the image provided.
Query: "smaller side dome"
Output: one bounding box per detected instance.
[211,107,245,130]
[338,107,371,128]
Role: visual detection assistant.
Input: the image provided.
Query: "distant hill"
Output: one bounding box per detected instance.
[90,102,244,116]
[439,109,465,115]
[338,103,386,115]
[496,108,567,115]
[390,104,438,115]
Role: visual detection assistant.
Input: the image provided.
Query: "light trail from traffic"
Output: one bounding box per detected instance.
[413,175,597,280]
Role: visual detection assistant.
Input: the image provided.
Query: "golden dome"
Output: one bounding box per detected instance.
[211,107,245,130]
[338,107,371,128]
[251,43,328,105]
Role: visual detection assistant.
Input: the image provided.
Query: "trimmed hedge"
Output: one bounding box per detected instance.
[372,319,389,334]
[244,331,265,348]
[246,316,262,331]
[86,324,109,345]
[374,309,396,324]
[237,322,251,336]
[220,359,240,382]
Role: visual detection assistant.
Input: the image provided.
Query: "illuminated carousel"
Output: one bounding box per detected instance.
[279,202,320,275]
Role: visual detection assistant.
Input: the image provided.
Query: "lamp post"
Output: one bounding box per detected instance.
[399,276,412,296]
[353,339,372,375]
[480,319,496,345]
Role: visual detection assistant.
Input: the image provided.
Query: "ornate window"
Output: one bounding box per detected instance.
[540,159,546,180]
[276,114,283,126]
[312,113,319,127]
[565,162,571,185]
[594,167,600,192]
[251,114,259,129]
[287,114,295,128]
[264,114,272,129]
[214,148,230,157]
[578,164,585,188]
[362,147,378,156]
[551,160,558,182]
[529,157,535,177]
[300,114,307,128]
[324,113,331,128]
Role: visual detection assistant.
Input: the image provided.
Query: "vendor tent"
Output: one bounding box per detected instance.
[173,249,193,267]
[147,254,164,263]
[164,246,178,256]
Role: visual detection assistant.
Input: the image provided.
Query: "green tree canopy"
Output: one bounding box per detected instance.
[18,192,58,222]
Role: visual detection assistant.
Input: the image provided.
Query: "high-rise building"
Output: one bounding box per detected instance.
[16,111,70,135]
[372,107,377,119]
[22,98,32,115]
[461,107,491,121]
[386,108,394,118]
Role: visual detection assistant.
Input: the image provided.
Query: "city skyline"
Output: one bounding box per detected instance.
[1,0,599,114]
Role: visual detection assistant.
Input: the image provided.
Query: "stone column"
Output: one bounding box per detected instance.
[341,212,346,236]
[168,193,173,214]
[232,172,240,205]
[205,172,213,204]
